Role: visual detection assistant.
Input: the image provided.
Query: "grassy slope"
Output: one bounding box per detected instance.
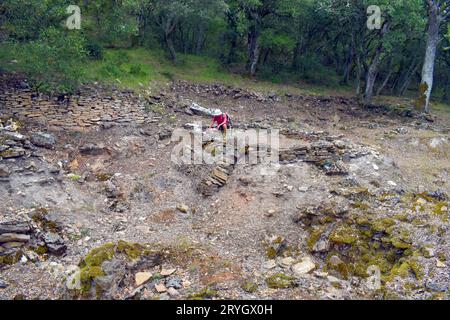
[1,44,449,115]
[66,48,450,116]
[83,48,356,96]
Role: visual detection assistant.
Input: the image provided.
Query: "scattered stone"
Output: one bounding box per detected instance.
[394,127,408,135]
[416,198,427,205]
[155,283,167,293]
[0,221,31,234]
[189,102,215,117]
[43,232,66,255]
[0,233,30,243]
[279,257,296,268]
[161,268,176,276]
[176,204,189,213]
[166,278,183,289]
[263,260,277,269]
[167,287,180,297]
[0,279,8,289]
[30,132,57,149]
[327,275,340,283]
[1,147,26,158]
[265,209,276,217]
[1,131,26,142]
[79,143,106,156]
[0,164,10,177]
[436,260,445,268]
[291,257,316,275]
[329,255,344,267]
[135,272,152,286]
[158,130,172,140]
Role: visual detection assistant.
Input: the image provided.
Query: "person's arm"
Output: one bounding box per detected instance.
[210,118,215,128]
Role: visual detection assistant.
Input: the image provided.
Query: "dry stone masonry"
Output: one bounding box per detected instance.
[0,74,155,131]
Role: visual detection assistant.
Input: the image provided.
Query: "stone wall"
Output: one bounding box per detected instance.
[0,74,154,131]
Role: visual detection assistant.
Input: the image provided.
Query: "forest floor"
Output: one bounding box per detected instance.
[0,71,449,300]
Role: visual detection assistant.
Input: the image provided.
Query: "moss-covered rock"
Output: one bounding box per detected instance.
[330,224,359,245]
[187,287,218,300]
[265,273,297,289]
[75,241,163,297]
[241,280,258,293]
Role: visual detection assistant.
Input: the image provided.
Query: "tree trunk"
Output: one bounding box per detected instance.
[419,2,441,113]
[376,68,393,96]
[291,36,303,70]
[165,33,177,62]
[364,22,390,104]
[399,61,419,96]
[341,42,354,85]
[355,54,362,96]
[247,26,261,76]
[195,23,206,55]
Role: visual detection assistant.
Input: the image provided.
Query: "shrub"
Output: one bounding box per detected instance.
[16,27,87,94]
[85,42,104,60]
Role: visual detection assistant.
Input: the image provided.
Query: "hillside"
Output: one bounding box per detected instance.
[0,69,449,300]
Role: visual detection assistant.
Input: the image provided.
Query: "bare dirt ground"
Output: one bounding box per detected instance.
[0,76,448,300]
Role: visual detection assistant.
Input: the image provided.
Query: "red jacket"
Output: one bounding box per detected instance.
[212,113,229,128]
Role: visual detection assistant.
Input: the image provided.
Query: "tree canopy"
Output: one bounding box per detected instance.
[0,0,448,109]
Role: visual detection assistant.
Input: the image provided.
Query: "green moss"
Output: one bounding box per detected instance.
[393,213,408,222]
[0,250,22,265]
[187,287,218,300]
[306,226,326,251]
[31,208,59,232]
[351,201,370,210]
[265,273,297,289]
[371,218,396,233]
[68,173,82,182]
[116,240,153,260]
[80,266,105,294]
[266,247,277,259]
[343,187,373,202]
[326,255,349,280]
[330,224,359,245]
[415,82,428,110]
[82,242,116,267]
[241,280,258,293]
[95,173,113,182]
[390,236,412,250]
[432,202,448,222]
[35,245,48,255]
[385,258,424,282]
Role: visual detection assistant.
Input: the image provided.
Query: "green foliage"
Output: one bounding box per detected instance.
[85,42,104,60]
[13,27,86,94]
[0,0,448,106]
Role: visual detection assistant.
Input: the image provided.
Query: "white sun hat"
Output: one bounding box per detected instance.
[212,109,222,116]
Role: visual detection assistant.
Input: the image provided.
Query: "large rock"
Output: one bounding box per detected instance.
[0,147,26,158]
[31,132,57,149]
[135,272,152,286]
[0,221,31,234]
[291,256,316,276]
[1,131,26,142]
[43,232,66,255]
[0,233,30,243]
[80,143,106,156]
[189,102,215,117]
